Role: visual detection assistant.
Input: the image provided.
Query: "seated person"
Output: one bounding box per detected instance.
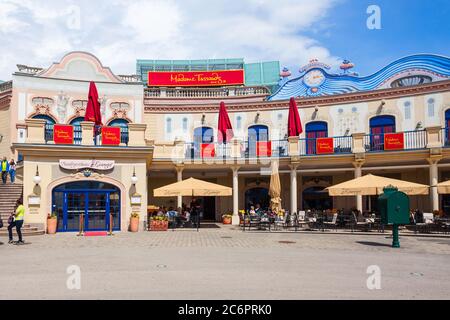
[249,206,256,215]
[166,207,178,218]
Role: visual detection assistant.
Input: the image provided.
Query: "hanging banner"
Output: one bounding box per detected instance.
[148,70,245,87]
[101,127,121,146]
[257,141,272,157]
[316,138,334,155]
[384,133,404,150]
[201,143,216,158]
[53,125,74,145]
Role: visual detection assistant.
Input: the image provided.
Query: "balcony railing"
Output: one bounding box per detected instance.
[144,86,270,99]
[442,128,450,147]
[44,125,129,146]
[0,81,12,93]
[364,130,427,153]
[184,143,231,160]
[299,136,352,156]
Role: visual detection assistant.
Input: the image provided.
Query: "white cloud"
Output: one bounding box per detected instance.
[0,0,341,80]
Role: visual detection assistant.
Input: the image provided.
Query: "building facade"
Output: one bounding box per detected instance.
[1,51,450,233]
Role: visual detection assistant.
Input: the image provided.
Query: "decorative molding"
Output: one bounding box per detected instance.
[144,80,450,113]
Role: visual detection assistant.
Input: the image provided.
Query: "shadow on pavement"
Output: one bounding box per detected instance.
[356,241,392,247]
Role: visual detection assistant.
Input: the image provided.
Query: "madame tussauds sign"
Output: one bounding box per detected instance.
[59,159,115,171]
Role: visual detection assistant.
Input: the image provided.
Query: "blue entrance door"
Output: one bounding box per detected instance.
[53,181,121,232]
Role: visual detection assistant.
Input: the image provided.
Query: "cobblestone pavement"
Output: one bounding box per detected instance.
[1,226,449,300]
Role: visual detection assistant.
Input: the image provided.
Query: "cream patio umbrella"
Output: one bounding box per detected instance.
[269,160,282,214]
[327,174,429,196]
[153,177,232,231]
[437,180,450,194]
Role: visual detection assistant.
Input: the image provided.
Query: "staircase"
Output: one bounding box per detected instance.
[0,183,45,236]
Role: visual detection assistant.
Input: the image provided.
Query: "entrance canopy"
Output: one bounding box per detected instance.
[437,180,450,194]
[153,177,232,197]
[327,174,429,196]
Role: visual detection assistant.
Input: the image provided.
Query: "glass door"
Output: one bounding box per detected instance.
[65,192,85,232]
[86,192,109,231]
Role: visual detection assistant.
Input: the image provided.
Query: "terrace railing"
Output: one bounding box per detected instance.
[144,86,270,99]
[364,130,427,153]
[299,136,352,156]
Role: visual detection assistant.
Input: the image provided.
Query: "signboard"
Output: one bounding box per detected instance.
[201,143,216,158]
[257,141,272,157]
[148,70,245,87]
[101,127,121,146]
[53,125,74,145]
[316,138,334,155]
[384,133,404,151]
[60,160,115,171]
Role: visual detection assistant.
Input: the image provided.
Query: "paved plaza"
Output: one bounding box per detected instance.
[1,227,449,300]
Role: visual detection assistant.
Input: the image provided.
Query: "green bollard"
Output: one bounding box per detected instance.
[392,224,400,248]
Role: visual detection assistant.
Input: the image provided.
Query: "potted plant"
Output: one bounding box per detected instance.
[150,215,169,231]
[47,213,58,234]
[222,214,233,225]
[129,212,140,232]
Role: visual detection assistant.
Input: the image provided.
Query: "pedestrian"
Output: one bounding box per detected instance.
[9,159,16,184]
[1,157,9,184]
[8,199,25,245]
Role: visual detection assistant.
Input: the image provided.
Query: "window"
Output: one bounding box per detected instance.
[108,119,130,145]
[428,98,435,118]
[70,117,85,145]
[248,125,269,157]
[305,121,328,154]
[236,116,242,130]
[182,118,188,133]
[391,75,432,88]
[404,101,411,120]
[32,114,56,143]
[277,113,283,121]
[166,118,172,134]
[369,115,396,151]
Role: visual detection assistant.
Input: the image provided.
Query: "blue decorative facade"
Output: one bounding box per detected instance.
[268,54,450,101]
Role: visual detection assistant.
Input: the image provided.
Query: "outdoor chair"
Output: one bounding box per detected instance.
[245,215,261,231]
[273,214,289,231]
[322,213,338,231]
[414,213,434,234]
[350,212,371,232]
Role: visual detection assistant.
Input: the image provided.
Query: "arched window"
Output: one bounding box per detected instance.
[404,101,411,120]
[444,110,450,146]
[248,125,269,157]
[32,114,56,142]
[369,115,396,151]
[191,126,214,158]
[182,118,188,133]
[236,116,242,130]
[166,118,172,134]
[305,121,328,154]
[108,119,130,145]
[428,98,435,118]
[70,117,84,145]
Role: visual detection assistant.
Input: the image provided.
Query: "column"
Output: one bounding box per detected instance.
[290,164,299,214]
[231,166,240,225]
[428,158,441,212]
[176,165,184,210]
[353,161,364,212]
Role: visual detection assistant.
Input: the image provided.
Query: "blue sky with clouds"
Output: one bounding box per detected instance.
[0,0,449,80]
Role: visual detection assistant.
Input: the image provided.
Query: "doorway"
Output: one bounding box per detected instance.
[302,186,332,210]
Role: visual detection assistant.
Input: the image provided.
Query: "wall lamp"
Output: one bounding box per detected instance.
[131,167,138,185]
[33,165,41,185]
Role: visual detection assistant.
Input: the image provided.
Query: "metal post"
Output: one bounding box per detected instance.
[78,214,84,237]
[108,213,113,236]
[392,224,400,248]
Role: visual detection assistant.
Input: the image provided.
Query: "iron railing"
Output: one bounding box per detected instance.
[299,136,352,156]
[442,128,450,147]
[364,130,427,152]
[44,125,129,146]
[184,143,231,160]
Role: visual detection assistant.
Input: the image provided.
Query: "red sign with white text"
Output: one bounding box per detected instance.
[148,70,245,87]
[384,133,404,150]
[101,127,121,146]
[316,138,334,154]
[201,143,216,158]
[257,141,272,157]
[53,125,74,145]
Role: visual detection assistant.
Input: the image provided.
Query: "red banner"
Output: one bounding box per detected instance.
[53,125,74,145]
[201,143,216,158]
[101,127,121,146]
[257,141,272,157]
[148,70,245,87]
[384,133,404,150]
[316,138,334,154]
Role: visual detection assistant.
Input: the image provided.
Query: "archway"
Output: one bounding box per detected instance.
[245,187,270,211]
[248,125,269,157]
[369,115,396,151]
[108,118,130,145]
[69,117,84,145]
[302,186,332,211]
[305,121,328,154]
[52,181,121,232]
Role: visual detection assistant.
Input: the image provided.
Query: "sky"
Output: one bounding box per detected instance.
[0,0,449,81]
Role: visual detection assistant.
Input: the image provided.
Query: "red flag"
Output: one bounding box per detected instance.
[84,81,103,127]
[288,97,303,137]
[217,101,234,143]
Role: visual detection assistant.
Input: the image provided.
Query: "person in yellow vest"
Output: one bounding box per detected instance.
[8,199,25,245]
[1,157,9,184]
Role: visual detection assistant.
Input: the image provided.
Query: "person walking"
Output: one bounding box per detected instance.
[1,157,9,184]
[9,159,16,184]
[8,199,25,245]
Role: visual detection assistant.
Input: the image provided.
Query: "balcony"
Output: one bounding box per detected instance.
[45,124,129,146]
[363,130,427,153]
[144,86,270,99]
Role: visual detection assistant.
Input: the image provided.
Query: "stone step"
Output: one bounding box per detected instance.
[0,229,45,237]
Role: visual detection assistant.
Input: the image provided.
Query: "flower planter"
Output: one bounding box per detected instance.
[150,220,169,231]
[47,218,57,234]
[129,216,140,232]
[222,216,232,225]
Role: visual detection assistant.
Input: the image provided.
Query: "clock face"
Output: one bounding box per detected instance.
[303,70,326,88]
